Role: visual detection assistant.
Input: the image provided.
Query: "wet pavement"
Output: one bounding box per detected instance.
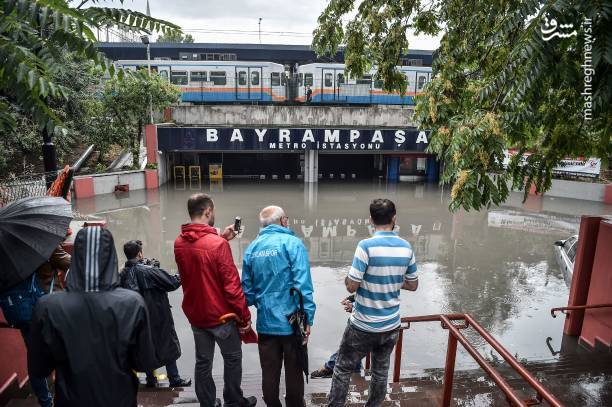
[66,180,611,404]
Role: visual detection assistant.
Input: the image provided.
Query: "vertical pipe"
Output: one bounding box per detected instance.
[393,329,403,383]
[442,333,458,407]
[147,43,153,124]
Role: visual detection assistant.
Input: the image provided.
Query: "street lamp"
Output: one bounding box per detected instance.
[258,18,262,44]
[140,35,153,124]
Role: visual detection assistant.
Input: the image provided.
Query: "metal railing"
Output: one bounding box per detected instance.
[551,303,612,318]
[0,172,55,207]
[365,313,563,406]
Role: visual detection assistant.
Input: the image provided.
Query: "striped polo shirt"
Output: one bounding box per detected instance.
[348,231,417,333]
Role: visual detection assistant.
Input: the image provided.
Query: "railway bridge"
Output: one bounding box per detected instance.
[146,104,439,187]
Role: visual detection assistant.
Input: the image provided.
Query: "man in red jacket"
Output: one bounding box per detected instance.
[174,193,257,407]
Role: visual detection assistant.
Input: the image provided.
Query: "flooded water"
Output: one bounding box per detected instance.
[73,180,610,380]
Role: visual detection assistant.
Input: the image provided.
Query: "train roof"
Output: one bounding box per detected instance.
[298,63,432,71]
[116,59,285,68]
[96,42,435,66]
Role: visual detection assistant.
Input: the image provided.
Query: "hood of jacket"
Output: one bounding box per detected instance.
[66,226,118,292]
[179,223,218,242]
[258,224,295,236]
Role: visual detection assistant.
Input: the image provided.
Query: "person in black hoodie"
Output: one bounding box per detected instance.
[28,226,157,407]
[119,240,191,388]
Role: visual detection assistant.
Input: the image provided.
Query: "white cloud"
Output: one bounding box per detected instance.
[116,0,441,49]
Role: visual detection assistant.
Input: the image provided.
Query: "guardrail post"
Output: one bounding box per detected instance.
[442,332,458,407]
[393,329,403,383]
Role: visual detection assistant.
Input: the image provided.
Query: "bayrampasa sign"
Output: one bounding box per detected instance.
[157,127,430,152]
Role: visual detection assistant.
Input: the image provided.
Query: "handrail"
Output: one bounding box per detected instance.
[380,313,563,407]
[550,303,612,318]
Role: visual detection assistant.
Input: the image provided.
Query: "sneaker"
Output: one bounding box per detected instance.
[310,367,333,379]
[169,377,192,387]
[239,396,257,406]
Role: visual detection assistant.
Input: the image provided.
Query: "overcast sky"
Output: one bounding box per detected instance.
[113,0,441,50]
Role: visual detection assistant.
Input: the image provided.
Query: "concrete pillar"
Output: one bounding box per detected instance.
[387,157,400,182]
[426,157,439,183]
[304,150,318,183]
[564,216,604,336]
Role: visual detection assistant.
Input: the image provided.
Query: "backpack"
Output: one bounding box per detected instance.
[0,274,53,329]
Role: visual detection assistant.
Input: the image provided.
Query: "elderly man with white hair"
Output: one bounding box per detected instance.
[242,205,316,407]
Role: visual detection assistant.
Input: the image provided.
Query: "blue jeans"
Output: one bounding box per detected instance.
[325,352,361,372]
[20,325,52,407]
[146,360,180,383]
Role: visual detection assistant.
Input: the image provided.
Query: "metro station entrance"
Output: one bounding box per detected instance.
[317,153,384,180]
[166,151,301,180]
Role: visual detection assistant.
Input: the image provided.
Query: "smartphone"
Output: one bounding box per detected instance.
[234,216,241,233]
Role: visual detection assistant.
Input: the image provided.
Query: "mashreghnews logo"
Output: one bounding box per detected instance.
[540,15,593,121]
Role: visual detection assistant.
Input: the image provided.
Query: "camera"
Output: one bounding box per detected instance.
[141,257,160,268]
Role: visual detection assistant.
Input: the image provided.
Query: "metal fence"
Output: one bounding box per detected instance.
[0,172,54,207]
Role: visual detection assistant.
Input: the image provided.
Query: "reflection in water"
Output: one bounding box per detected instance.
[73,181,610,376]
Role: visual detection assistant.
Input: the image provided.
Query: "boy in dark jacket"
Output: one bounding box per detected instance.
[28,227,157,407]
[120,240,191,388]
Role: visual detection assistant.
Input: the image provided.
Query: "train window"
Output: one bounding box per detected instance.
[251,71,260,86]
[356,75,372,85]
[238,71,247,86]
[271,72,281,86]
[190,71,207,83]
[170,71,188,85]
[374,76,384,89]
[159,70,169,80]
[337,73,345,84]
[304,73,313,87]
[298,73,303,86]
[324,73,333,87]
[210,71,227,86]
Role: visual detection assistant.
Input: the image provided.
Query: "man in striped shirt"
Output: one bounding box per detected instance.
[328,198,418,406]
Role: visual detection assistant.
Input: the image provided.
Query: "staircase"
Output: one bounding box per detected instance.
[306,351,612,406]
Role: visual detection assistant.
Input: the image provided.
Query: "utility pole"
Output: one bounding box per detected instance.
[42,129,58,187]
[259,18,262,44]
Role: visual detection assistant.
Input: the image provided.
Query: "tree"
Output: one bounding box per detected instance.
[157,32,194,43]
[99,71,180,168]
[0,52,104,174]
[0,0,180,171]
[313,0,611,211]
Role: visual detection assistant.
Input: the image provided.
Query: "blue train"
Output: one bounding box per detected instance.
[116,59,432,105]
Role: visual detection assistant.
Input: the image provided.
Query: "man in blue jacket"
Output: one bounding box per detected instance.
[242,205,315,407]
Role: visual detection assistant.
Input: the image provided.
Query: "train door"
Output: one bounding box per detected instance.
[416,71,429,93]
[321,68,345,102]
[235,66,263,101]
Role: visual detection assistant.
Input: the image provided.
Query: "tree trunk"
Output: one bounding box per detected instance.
[132,119,142,169]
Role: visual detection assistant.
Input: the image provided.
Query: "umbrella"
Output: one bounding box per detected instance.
[287,287,309,383]
[0,196,72,291]
[219,313,258,344]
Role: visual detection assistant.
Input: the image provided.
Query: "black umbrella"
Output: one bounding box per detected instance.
[287,287,309,383]
[0,196,72,291]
